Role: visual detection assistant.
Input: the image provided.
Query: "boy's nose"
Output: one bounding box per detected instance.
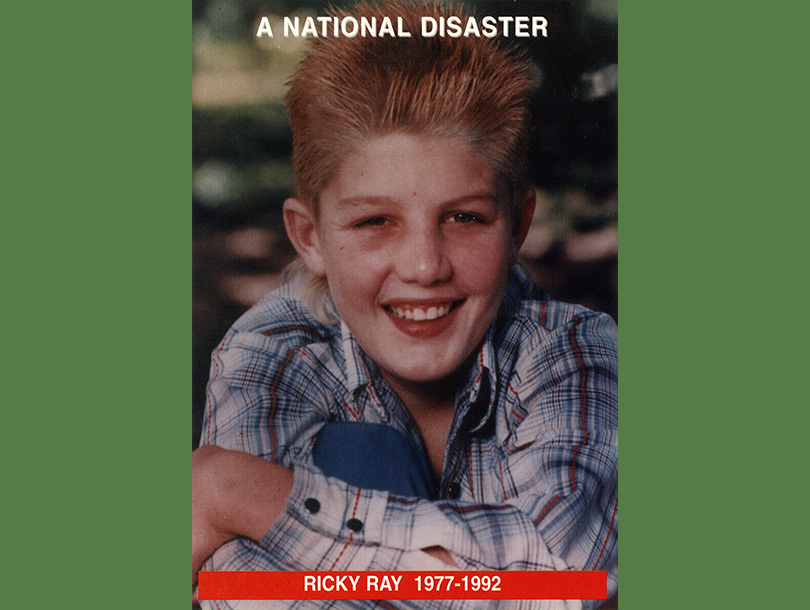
[394,226,452,285]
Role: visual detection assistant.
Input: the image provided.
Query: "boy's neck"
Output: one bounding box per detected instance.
[380,366,472,479]
[382,373,456,479]
[380,348,478,413]
[381,367,465,415]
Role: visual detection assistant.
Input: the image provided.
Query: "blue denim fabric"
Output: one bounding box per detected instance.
[312,422,436,499]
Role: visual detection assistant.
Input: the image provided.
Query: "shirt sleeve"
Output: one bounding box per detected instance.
[201,326,335,461]
[201,311,616,610]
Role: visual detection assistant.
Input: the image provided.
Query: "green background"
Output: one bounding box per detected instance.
[5,3,188,608]
[4,1,802,609]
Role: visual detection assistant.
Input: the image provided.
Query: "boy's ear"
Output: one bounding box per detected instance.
[282,198,326,277]
[511,188,536,256]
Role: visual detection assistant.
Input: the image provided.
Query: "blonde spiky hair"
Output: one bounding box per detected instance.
[285,0,534,209]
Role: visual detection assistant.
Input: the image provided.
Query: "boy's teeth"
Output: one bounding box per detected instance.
[391,304,452,321]
[391,305,450,322]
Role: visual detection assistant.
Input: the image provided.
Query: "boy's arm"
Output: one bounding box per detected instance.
[192,444,455,580]
[192,445,293,583]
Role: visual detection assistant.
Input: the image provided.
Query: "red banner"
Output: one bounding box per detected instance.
[198,570,606,600]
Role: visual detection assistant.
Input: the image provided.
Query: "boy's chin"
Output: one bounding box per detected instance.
[380,351,478,389]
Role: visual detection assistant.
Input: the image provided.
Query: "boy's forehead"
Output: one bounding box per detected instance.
[321,133,507,206]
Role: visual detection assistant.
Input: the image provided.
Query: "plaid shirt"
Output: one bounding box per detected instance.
[200,266,618,610]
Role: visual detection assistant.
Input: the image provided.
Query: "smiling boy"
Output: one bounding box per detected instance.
[193,2,617,609]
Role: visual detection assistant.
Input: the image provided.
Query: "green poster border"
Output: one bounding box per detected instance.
[5,4,188,609]
[621,6,672,610]
[619,4,770,610]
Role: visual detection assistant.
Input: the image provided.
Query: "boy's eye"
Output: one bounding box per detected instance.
[354,216,388,228]
[448,211,486,224]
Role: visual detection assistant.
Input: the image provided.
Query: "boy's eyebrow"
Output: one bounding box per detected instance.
[335,196,397,208]
[336,192,499,209]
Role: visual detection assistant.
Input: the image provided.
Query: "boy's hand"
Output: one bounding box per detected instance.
[192,445,294,584]
[422,546,458,567]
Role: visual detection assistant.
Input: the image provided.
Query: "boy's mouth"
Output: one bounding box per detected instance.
[383,300,463,322]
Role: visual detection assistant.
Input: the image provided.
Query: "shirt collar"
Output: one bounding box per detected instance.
[457,324,498,434]
[340,317,499,434]
[341,319,375,395]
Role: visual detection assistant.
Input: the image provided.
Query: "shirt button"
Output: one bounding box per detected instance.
[304,498,321,514]
[447,483,461,499]
[346,518,363,532]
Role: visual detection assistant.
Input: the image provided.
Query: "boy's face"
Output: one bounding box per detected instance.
[289,133,533,392]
